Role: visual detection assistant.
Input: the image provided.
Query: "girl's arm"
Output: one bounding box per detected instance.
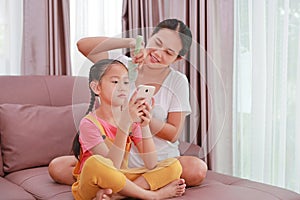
[135,101,157,169]
[77,37,135,63]
[104,95,146,169]
[135,125,157,169]
[88,123,130,169]
[150,112,188,143]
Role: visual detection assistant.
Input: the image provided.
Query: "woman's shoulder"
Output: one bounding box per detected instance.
[166,68,189,85]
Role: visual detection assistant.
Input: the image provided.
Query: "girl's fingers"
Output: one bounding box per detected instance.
[129,91,138,104]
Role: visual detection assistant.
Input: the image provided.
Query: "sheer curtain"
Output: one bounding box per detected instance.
[70,0,123,76]
[233,0,300,193]
[0,0,22,75]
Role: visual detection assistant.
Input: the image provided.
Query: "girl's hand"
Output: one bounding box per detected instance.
[125,92,146,123]
[140,98,154,127]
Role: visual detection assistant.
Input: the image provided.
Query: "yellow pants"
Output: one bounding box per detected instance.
[72,155,182,200]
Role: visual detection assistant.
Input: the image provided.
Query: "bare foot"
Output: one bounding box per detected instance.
[92,189,113,200]
[154,179,186,199]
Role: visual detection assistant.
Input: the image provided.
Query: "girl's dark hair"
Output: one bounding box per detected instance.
[72,59,126,159]
[152,18,192,57]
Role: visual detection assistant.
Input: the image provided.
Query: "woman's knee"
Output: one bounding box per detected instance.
[179,156,207,186]
[48,156,77,185]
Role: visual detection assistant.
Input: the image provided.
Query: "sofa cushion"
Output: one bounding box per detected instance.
[0,142,3,176]
[0,176,35,200]
[175,170,300,200]
[0,103,87,173]
[5,167,73,200]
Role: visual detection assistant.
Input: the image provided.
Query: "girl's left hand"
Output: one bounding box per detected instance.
[140,98,154,127]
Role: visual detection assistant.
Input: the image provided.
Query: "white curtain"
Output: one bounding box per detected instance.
[70,0,123,76]
[0,0,23,75]
[233,0,300,193]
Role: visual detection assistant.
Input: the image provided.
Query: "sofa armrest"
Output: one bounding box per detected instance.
[179,140,204,159]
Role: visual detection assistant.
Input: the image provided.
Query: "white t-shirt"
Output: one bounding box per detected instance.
[108,52,192,167]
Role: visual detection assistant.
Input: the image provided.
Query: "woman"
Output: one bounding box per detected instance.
[48,19,207,191]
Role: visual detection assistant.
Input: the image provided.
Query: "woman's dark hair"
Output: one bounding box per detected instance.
[72,59,126,159]
[152,18,192,57]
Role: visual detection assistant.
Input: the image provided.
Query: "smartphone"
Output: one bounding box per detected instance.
[136,85,155,104]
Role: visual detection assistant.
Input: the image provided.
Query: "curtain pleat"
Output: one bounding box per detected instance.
[22,0,71,75]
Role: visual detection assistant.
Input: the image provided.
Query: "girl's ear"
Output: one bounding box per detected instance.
[90,81,101,95]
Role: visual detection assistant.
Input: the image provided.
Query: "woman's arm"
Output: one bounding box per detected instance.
[150,112,188,143]
[134,100,157,169]
[77,37,134,63]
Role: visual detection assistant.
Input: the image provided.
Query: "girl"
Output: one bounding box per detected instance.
[48,18,207,190]
[72,59,185,200]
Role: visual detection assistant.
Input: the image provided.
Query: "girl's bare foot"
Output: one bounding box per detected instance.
[154,179,186,199]
[92,189,112,200]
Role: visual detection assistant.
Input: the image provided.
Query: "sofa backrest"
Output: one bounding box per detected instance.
[0,75,90,175]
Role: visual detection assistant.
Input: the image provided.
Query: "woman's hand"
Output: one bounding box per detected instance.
[129,37,146,68]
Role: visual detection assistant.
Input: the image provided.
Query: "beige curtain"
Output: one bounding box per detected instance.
[205,0,234,174]
[122,0,234,173]
[22,0,71,75]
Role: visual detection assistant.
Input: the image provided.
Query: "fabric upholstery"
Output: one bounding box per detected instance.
[0,103,87,173]
[173,171,300,200]
[0,176,35,200]
[5,167,72,200]
[1,75,299,200]
[0,142,3,176]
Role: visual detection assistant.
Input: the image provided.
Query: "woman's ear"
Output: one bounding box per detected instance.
[90,81,100,95]
[175,55,183,62]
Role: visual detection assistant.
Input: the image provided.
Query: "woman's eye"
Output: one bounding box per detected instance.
[167,50,175,56]
[112,80,118,84]
[124,81,129,85]
[155,40,162,47]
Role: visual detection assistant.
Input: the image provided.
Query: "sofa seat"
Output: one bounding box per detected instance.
[173,171,300,200]
[5,167,73,200]
[0,176,35,200]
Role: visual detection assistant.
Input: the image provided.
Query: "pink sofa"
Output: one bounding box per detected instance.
[0,75,299,200]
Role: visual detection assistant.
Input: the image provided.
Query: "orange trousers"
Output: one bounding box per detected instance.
[72,155,182,200]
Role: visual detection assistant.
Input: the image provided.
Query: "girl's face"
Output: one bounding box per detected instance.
[98,64,129,106]
[145,28,183,69]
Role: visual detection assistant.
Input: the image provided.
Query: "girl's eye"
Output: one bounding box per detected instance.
[112,80,118,84]
[124,81,129,85]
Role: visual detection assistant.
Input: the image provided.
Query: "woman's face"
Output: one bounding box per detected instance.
[98,64,129,106]
[145,28,183,69]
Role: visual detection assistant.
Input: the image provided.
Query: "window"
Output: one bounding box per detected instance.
[0,0,23,75]
[233,0,300,193]
[70,0,123,76]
